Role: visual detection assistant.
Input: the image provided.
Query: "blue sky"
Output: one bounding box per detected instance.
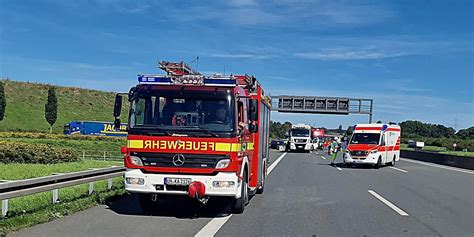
[1,0,473,129]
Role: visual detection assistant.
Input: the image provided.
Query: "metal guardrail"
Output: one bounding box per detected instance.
[79,150,124,161]
[0,166,125,218]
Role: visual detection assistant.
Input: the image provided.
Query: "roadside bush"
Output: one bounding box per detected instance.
[0,141,79,164]
[0,132,125,142]
[401,135,474,152]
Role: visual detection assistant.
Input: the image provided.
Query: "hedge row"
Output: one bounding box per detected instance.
[0,141,79,164]
[401,136,474,152]
[0,132,125,141]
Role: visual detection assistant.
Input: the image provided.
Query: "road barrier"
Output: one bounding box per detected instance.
[79,150,124,161]
[0,166,125,218]
[401,150,474,170]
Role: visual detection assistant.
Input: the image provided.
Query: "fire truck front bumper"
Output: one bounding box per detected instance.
[124,169,241,198]
[343,153,379,165]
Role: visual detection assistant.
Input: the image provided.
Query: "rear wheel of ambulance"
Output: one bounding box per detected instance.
[232,173,249,214]
[390,155,396,166]
[138,193,160,214]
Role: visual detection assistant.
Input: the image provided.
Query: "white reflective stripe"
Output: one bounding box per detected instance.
[368,190,409,216]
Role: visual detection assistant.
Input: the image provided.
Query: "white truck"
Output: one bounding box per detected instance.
[287,124,312,152]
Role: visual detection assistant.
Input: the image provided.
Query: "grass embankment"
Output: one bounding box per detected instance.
[0,80,128,133]
[0,160,125,235]
[400,144,474,157]
[0,133,127,235]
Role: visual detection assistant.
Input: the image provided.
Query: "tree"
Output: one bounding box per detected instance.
[345,125,354,136]
[338,125,343,134]
[376,120,382,124]
[45,87,57,133]
[0,81,5,122]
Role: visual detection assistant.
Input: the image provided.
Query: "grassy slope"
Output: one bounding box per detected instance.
[0,80,128,133]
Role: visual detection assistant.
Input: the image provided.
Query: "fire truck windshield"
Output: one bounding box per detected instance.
[350,133,380,145]
[128,88,235,137]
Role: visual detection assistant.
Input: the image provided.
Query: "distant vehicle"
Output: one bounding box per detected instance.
[287,123,312,152]
[343,124,401,168]
[63,121,127,137]
[311,138,323,150]
[270,140,286,149]
[408,140,425,149]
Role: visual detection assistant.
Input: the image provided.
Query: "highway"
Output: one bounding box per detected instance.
[9,150,474,237]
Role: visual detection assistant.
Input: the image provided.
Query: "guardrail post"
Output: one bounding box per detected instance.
[82,150,86,159]
[52,189,59,204]
[88,182,94,195]
[104,151,106,161]
[107,178,113,189]
[1,199,8,218]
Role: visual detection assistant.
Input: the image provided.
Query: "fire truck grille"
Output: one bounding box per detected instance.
[350,150,368,157]
[134,152,229,169]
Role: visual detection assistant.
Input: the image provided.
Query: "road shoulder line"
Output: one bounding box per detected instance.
[400,158,474,174]
[368,190,409,216]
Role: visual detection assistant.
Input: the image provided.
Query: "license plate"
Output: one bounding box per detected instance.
[353,160,362,163]
[165,177,191,186]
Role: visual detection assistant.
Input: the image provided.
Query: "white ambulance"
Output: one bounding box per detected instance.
[343,124,401,168]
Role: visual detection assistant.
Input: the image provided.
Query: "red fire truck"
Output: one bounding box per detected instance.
[113,61,271,213]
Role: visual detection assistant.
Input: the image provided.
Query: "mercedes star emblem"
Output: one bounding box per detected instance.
[172,154,185,167]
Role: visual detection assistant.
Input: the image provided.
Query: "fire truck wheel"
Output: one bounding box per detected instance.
[256,169,265,194]
[232,173,248,214]
[138,194,160,213]
[375,157,382,169]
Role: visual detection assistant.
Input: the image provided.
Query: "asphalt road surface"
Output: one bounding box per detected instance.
[9,150,474,237]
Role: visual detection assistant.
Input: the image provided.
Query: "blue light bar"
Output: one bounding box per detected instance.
[137,74,237,87]
[138,75,172,84]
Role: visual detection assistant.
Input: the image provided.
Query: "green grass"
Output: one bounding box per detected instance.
[0,178,126,235]
[0,80,129,133]
[0,159,122,180]
[400,144,474,157]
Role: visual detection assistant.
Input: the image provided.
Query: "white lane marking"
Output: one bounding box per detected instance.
[336,167,342,171]
[195,215,233,237]
[195,152,287,237]
[268,152,288,174]
[400,158,474,175]
[390,167,407,173]
[368,190,409,216]
[320,156,326,160]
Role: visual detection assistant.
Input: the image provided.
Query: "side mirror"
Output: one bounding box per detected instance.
[114,118,121,131]
[113,94,123,117]
[249,99,258,121]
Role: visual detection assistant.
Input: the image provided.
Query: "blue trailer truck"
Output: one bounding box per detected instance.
[63,121,127,137]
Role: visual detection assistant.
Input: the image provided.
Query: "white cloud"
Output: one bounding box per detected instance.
[294,50,407,60]
[210,52,275,59]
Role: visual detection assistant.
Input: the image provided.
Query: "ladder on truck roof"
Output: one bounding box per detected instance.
[158,61,200,76]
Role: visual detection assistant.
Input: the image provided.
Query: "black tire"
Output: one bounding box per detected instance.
[391,155,396,166]
[375,157,382,169]
[232,172,248,214]
[256,168,265,194]
[138,193,159,213]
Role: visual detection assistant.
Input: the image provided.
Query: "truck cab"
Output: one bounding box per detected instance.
[114,61,271,213]
[343,124,401,168]
[287,124,312,152]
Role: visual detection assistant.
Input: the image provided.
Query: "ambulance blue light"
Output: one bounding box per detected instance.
[381,125,388,131]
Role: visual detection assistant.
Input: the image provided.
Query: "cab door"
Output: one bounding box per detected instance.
[380,132,389,163]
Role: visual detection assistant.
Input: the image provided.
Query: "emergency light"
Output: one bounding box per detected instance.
[137,74,237,87]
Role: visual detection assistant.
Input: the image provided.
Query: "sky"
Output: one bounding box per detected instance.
[0,0,473,129]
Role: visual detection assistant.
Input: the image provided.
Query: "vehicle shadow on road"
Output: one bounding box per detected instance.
[317,163,375,169]
[105,193,231,219]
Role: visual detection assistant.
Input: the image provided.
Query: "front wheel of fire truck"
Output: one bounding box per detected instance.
[138,193,160,213]
[232,172,249,214]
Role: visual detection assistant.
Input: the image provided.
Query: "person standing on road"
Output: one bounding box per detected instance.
[330,139,339,166]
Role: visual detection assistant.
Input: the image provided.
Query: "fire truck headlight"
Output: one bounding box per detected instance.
[213,181,235,188]
[215,159,231,169]
[125,177,144,185]
[130,156,143,166]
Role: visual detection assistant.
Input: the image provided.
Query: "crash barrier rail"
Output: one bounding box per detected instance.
[0,166,125,218]
[79,150,124,161]
[401,150,474,170]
